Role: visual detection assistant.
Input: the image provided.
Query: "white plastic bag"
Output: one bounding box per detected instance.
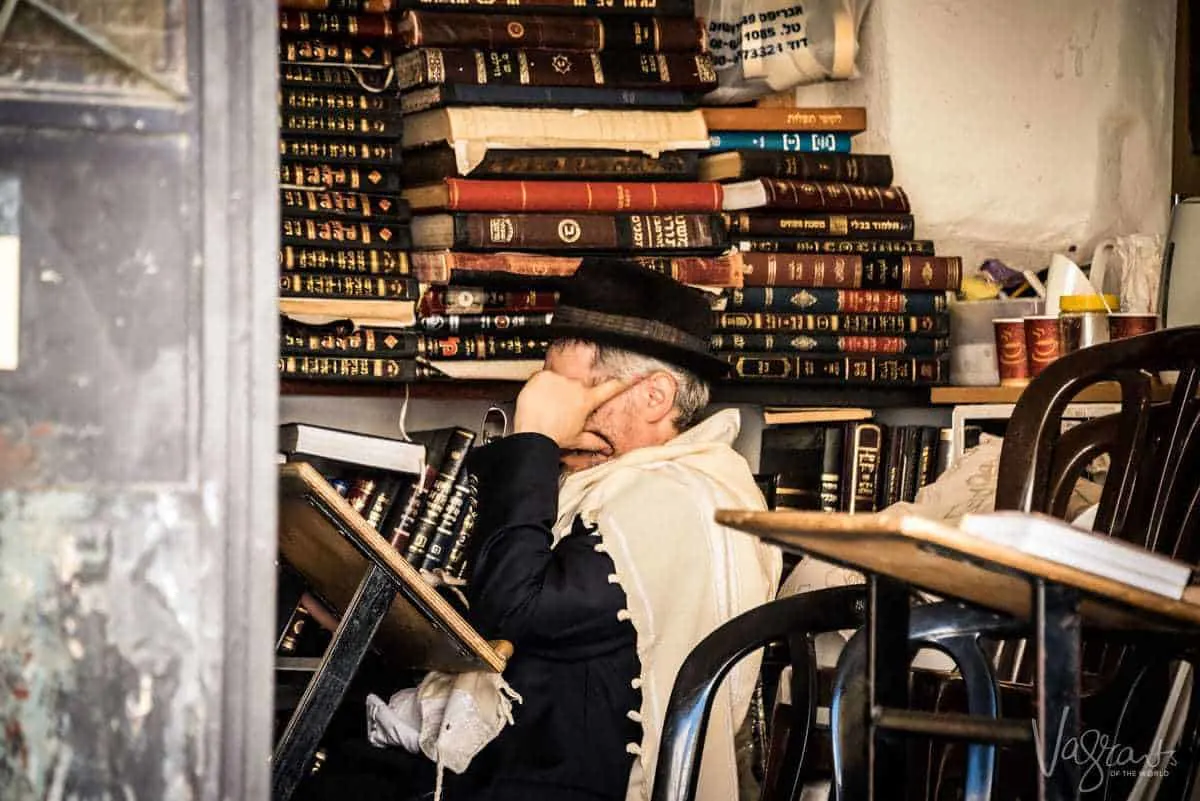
[699,0,871,104]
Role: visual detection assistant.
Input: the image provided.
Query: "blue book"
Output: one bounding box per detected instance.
[708,132,853,153]
[727,287,949,316]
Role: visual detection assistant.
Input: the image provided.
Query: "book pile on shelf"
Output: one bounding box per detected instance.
[276,6,432,384]
[758,408,971,516]
[700,106,962,386]
[393,0,745,380]
[280,422,482,578]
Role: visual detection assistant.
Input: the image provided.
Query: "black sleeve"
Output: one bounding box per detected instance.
[463,433,632,656]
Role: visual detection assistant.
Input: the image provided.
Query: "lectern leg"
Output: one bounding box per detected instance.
[272,565,396,801]
[1033,580,1081,801]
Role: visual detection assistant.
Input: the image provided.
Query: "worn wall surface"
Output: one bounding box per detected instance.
[796,0,1178,270]
[0,1,278,799]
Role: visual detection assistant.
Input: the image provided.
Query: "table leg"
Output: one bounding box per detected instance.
[868,575,912,800]
[1033,580,1081,801]
[272,565,397,801]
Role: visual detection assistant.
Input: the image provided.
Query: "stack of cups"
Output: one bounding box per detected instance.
[992,293,1159,387]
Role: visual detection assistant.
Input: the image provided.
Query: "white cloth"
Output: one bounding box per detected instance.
[554,408,782,801]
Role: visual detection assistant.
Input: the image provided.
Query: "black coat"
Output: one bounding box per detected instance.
[439,433,644,801]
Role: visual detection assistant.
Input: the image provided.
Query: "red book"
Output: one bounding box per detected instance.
[403,179,723,213]
[411,250,745,287]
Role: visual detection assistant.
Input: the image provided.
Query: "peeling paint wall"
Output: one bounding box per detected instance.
[0,2,279,799]
[795,0,1177,270]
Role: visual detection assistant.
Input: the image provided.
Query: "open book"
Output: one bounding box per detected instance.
[958,511,1193,600]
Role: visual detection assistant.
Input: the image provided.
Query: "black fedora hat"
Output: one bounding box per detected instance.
[546,257,730,380]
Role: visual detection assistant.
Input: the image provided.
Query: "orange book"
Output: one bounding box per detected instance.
[700,106,867,134]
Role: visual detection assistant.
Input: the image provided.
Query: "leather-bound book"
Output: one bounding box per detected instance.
[395,11,706,52]
[279,137,402,166]
[417,471,475,572]
[699,152,892,186]
[278,87,399,116]
[280,218,411,249]
[279,274,419,301]
[281,320,421,359]
[403,178,721,213]
[419,286,557,316]
[401,146,699,185]
[709,333,949,357]
[417,312,554,334]
[404,428,477,567]
[714,312,949,337]
[417,334,550,361]
[406,0,695,16]
[279,162,402,192]
[722,353,948,385]
[722,180,910,213]
[735,238,936,256]
[278,355,431,382]
[725,288,949,316]
[411,212,727,252]
[722,212,915,240]
[279,245,410,274]
[394,49,717,92]
[279,38,393,68]
[280,0,394,11]
[400,84,694,114]
[279,10,397,38]
[280,188,410,221]
[410,250,743,287]
[739,253,961,291]
[841,422,884,513]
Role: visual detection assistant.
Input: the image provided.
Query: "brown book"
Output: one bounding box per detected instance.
[701,106,867,133]
[722,212,915,240]
[280,0,393,11]
[280,188,409,221]
[278,87,398,116]
[280,137,402,165]
[699,152,893,186]
[278,10,396,38]
[723,354,947,386]
[403,178,722,213]
[279,274,420,300]
[279,162,402,192]
[395,49,717,92]
[279,37,393,67]
[410,250,744,287]
[280,110,402,138]
[401,146,699,185]
[412,212,726,252]
[280,245,410,274]
[714,312,949,337]
[419,286,557,316]
[280,63,394,91]
[739,253,963,291]
[736,238,935,256]
[395,10,706,52]
[418,334,551,360]
[722,180,910,213]
[280,218,411,249]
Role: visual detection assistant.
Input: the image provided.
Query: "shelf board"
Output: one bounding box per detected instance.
[930,381,1176,406]
[281,379,933,408]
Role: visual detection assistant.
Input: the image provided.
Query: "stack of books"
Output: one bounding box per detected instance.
[700,106,961,386]
[393,0,742,380]
[276,6,425,383]
[280,422,482,577]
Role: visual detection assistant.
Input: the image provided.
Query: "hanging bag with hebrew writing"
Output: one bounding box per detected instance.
[699,0,871,104]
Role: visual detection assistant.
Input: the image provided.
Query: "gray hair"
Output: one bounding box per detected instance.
[553,339,711,430]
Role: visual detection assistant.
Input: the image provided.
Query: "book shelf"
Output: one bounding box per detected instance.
[930,381,1174,405]
[282,378,933,408]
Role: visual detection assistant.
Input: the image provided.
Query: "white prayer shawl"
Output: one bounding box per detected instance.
[554,408,782,801]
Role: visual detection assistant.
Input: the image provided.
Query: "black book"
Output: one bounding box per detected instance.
[445,482,480,579]
[418,471,476,572]
[401,146,700,185]
[401,84,696,115]
[403,427,477,566]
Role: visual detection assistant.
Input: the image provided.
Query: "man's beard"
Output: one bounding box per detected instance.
[559,431,615,474]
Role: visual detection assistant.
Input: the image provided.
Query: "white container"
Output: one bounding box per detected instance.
[949,297,1044,386]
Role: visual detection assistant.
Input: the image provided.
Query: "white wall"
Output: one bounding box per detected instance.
[794,0,1177,271]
